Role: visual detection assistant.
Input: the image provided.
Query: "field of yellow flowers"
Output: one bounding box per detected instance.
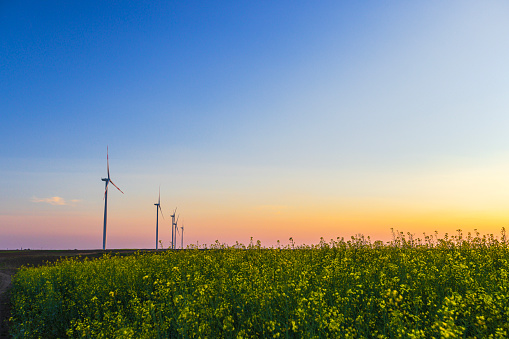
[9,230,509,338]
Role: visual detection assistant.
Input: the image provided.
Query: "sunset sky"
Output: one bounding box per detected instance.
[2,1,509,249]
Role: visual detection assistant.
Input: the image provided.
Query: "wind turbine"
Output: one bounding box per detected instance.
[181,223,184,249]
[154,187,164,250]
[175,220,179,249]
[173,214,180,249]
[101,146,124,250]
[170,208,177,249]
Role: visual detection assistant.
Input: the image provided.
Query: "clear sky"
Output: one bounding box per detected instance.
[2,1,509,249]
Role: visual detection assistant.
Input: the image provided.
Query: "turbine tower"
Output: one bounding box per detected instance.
[101,146,124,250]
[154,187,164,250]
[173,214,180,249]
[181,223,184,249]
[170,208,177,249]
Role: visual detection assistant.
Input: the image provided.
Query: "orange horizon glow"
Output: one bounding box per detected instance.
[3,198,508,250]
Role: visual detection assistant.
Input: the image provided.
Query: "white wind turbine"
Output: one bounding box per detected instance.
[180,223,184,249]
[173,214,180,249]
[170,208,177,249]
[154,187,164,250]
[101,146,124,250]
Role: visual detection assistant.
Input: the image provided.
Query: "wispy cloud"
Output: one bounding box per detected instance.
[31,196,81,206]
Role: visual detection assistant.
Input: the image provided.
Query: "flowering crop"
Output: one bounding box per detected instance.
[9,230,509,338]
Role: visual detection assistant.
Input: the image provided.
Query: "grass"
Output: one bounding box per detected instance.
[8,229,509,338]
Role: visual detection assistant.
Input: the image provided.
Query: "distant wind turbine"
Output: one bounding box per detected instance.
[170,208,177,249]
[154,187,164,250]
[173,214,180,249]
[181,223,184,249]
[101,146,124,250]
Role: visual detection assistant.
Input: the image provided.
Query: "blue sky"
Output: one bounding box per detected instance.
[2,1,509,249]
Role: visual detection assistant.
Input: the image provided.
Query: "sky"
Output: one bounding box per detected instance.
[2,1,509,249]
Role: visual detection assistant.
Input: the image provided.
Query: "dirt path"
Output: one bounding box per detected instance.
[0,271,14,338]
[0,272,11,295]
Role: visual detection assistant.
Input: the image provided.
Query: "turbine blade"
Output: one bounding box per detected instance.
[103,181,109,199]
[159,205,164,219]
[109,180,124,194]
[107,146,110,178]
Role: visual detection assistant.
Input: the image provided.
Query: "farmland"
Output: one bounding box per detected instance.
[6,231,509,338]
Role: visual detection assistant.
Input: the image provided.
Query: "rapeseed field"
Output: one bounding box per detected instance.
[9,230,509,338]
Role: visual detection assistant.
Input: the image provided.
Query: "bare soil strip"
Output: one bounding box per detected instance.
[0,271,14,339]
[0,272,11,297]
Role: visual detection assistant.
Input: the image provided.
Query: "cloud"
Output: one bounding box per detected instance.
[31,196,80,206]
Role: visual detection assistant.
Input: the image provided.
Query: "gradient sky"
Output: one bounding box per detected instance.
[2,1,509,249]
